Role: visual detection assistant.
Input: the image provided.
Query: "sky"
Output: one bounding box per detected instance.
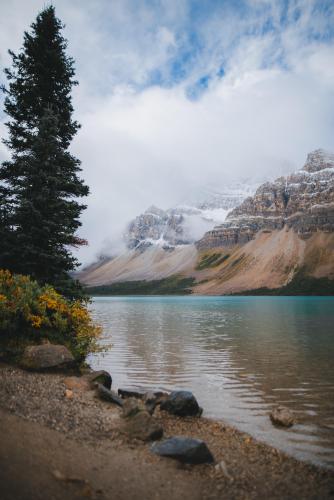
[0,0,334,264]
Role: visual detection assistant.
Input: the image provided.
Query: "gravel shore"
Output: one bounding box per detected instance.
[0,362,333,500]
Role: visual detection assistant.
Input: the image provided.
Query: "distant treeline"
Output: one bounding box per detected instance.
[236,271,334,296]
[85,270,334,296]
[85,276,196,296]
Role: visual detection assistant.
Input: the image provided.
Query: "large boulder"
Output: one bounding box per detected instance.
[20,344,75,371]
[151,437,214,464]
[270,406,295,427]
[123,411,163,441]
[160,391,202,417]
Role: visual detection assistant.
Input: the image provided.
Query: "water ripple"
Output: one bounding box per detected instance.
[89,296,334,469]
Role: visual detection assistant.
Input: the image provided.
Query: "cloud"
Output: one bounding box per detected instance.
[0,0,334,264]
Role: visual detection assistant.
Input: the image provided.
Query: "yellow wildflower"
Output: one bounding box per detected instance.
[28,314,43,328]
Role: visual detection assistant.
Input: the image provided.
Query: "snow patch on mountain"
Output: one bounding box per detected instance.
[124,182,258,250]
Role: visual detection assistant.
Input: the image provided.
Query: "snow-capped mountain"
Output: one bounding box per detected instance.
[197,149,334,249]
[80,150,334,293]
[124,183,258,250]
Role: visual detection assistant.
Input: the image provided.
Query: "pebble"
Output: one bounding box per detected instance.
[65,389,74,399]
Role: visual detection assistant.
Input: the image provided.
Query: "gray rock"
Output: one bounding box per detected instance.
[270,406,295,427]
[144,391,169,415]
[20,344,75,371]
[118,388,147,399]
[84,370,112,389]
[151,437,214,464]
[117,388,169,415]
[96,384,123,407]
[160,391,202,417]
[123,411,163,441]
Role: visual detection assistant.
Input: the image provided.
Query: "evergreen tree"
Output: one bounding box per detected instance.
[0,184,14,269]
[0,6,88,297]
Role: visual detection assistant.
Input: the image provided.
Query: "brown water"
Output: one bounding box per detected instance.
[89,296,334,468]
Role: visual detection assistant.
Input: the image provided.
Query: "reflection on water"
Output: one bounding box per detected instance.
[88,296,334,468]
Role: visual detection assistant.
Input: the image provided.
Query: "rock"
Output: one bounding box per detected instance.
[160,391,202,417]
[20,344,75,371]
[118,387,168,402]
[122,398,146,418]
[144,391,169,415]
[123,411,163,441]
[144,392,159,415]
[118,388,147,399]
[84,370,112,390]
[96,383,123,407]
[64,389,73,399]
[270,406,295,427]
[151,437,214,464]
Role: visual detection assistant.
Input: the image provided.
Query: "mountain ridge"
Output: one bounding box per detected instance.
[80,150,334,295]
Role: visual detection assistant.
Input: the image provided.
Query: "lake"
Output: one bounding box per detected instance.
[88,296,334,469]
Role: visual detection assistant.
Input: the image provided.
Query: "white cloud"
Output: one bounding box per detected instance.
[0,0,333,264]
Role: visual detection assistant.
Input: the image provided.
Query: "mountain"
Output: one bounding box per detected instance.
[125,183,257,250]
[193,149,334,294]
[80,182,256,286]
[80,150,334,294]
[197,149,334,249]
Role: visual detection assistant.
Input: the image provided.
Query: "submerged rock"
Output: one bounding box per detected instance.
[123,411,163,441]
[160,391,202,417]
[20,344,75,371]
[151,437,214,464]
[270,406,295,427]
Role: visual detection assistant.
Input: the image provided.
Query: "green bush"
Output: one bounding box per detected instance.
[0,269,102,361]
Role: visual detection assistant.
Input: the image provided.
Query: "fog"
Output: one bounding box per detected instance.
[1,0,333,264]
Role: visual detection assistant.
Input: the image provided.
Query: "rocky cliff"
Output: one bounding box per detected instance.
[80,150,334,294]
[80,184,256,285]
[197,150,334,250]
[124,183,256,250]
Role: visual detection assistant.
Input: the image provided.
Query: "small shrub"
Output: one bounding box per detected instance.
[0,270,102,361]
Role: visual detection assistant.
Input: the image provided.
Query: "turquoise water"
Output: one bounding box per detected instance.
[89,296,334,468]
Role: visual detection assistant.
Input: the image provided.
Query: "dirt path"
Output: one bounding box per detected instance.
[0,363,333,500]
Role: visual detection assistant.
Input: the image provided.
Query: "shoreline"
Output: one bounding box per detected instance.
[82,270,334,297]
[0,362,333,500]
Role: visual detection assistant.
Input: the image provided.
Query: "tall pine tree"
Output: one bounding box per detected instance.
[0,6,88,297]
